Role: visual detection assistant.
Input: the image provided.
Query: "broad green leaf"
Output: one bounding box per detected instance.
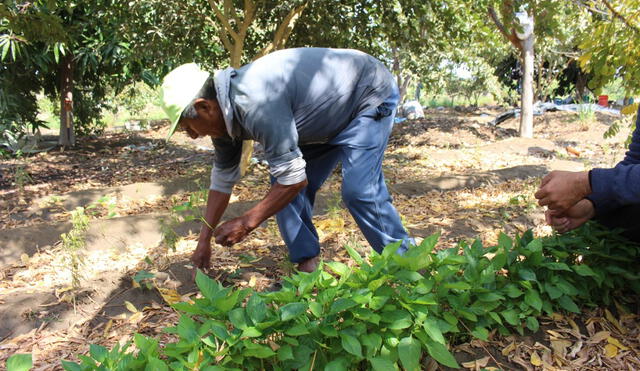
[340,333,363,358]
[441,255,467,265]
[243,344,276,359]
[491,252,507,269]
[501,310,519,326]
[345,244,364,265]
[324,357,349,371]
[497,233,513,249]
[309,301,323,317]
[518,269,537,281]
[419,232,440,253]
[330,298,358,314]
[361,332,383,356]
[298,269,320,295]
[572,264,597,277]
[213,289,241,312]
[285,323,309,336]
[478,292,505,302]
[370,296,389,310]
[246,293,267,324]
[241,327,262,338]
[176,315,198,343]
[229,308,248,330]
[89,344,108,362]
[525,290,542,311]
[370,357,396,371]
[145,357,168,371]
[543,262,572,271]
[398,337,421,371]
[325,262,350,276]
[489,311,503,325]
[471,327,489,340]
[382,241,402,259]
[135,334,158,356]
[544,283,563,299]
[558,296,580,313]
[61,361,82,371]
[280,302,307,321]
[443,282,471,290]
[6,354,32,371]
[423,318,446,344]
[526,317,540,332]
[195,270,219,301]
[425,338,459,368]
[382,310,412,330]
[320,325,338,337]
[394,270,424,282]
[277,344,294,361]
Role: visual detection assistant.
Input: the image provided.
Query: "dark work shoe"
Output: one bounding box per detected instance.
[297,256,319,273]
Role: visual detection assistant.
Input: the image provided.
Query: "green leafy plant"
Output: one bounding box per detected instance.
[160,184,210,252]
[60,223,639,370]
[576,101,595,130]
[133,270,156,290]
[86,195,118,218]
[60,207,90,290]
[6,353,32,371]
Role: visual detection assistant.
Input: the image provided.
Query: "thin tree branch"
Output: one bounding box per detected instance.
[208,0,241,43]
[601,0,640,34]
[240,0,257,37]
[488,6,522,50]
[223,0,239,26]
[277,4,306,48]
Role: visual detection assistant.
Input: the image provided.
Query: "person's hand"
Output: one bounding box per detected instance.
[535,171,591,212]
[214,216,253,247]
[545,199,595,234]
[191,238,212,273]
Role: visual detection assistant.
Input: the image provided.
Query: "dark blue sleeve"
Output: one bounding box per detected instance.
[587,106,640,215]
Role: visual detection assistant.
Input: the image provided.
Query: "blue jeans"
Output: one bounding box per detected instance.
[275,90,411,263]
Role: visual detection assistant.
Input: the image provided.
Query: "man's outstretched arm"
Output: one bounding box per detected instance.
[191,190,231,270]
[214,180,308,246]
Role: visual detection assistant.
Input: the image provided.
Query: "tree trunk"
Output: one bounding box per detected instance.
[520,35,534,138]
[58,53,75,147]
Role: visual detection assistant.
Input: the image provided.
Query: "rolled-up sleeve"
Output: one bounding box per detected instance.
[210,137,242,193]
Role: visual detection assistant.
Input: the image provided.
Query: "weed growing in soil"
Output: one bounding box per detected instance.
[59,223,639,370]
[577,103,595,130]
[60,207,90,290]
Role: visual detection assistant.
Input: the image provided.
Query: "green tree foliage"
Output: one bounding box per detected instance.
[577,0,640,96]
[0,1,223,148]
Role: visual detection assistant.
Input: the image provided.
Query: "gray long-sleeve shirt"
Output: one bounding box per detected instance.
[210,48,395,193]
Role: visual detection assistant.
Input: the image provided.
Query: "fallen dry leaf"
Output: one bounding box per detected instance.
[461,356,490,370]
[531,351,543,366]
[590,331,610,344]
[605,343,619,358]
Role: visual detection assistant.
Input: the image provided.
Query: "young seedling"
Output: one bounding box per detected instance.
[60,207,90,291]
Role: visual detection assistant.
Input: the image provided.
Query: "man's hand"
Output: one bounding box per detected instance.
[191,239,212,270]
[545,198,595,234]
[214,216,253,246]
[535,170,591,212]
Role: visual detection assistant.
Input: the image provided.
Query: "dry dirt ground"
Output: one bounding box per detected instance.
[0,107,638,370]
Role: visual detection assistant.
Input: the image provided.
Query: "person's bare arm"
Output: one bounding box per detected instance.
[214,180,308,246]
[191,190,231,270]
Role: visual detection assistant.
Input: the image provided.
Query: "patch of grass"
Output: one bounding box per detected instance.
[60,207,90,290]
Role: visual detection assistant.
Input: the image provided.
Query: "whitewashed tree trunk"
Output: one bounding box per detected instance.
[520,35,534,138]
